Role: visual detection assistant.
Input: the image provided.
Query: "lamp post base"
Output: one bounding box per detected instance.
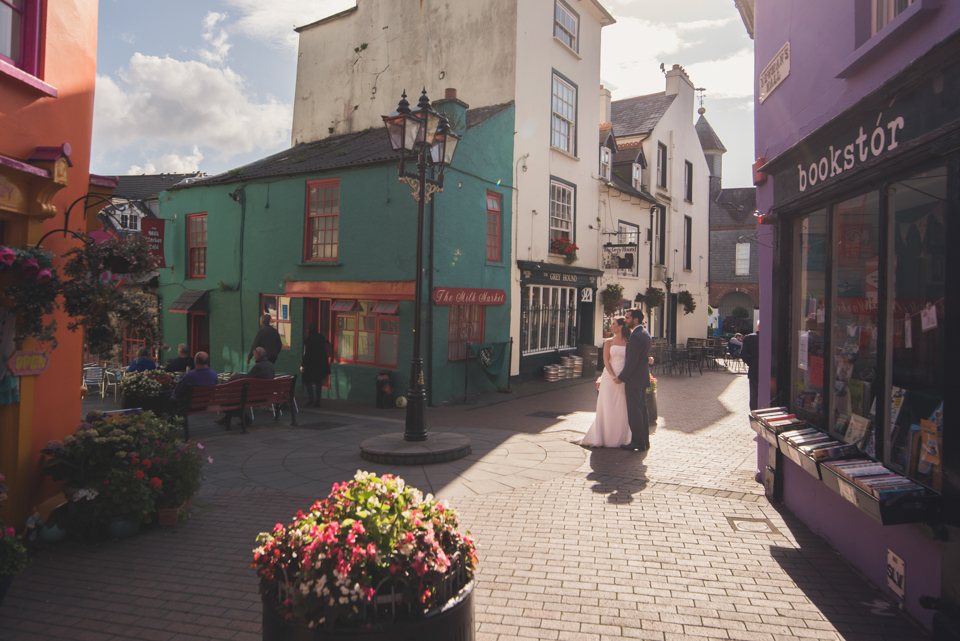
[360,432,472,466]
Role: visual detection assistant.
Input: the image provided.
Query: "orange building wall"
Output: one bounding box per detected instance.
[0,0,101,524]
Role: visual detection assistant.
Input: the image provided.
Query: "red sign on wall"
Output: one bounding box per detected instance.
[6,351,50,376]
[432,287,506,306]
[140,218,166,268]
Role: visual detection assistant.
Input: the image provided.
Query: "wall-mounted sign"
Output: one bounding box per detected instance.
[886,549,905,601]
[580,288,593,303]
[140,218,166,268]
[6,351,50,376]
[432,287,506,306]
[601,244,638,270]
[759,42,790,104]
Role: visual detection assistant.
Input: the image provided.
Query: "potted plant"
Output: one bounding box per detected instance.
[678,290,697,315]
[99,466,161,538]
[0,473,30,606]
[549,236,579,265]
[0,246,61,346]
[155,441,207,526]
[600,283,624,316]
[647,374,658,423]
[253,471,478,640]
[641,287,665,309]
[119,371,178,414]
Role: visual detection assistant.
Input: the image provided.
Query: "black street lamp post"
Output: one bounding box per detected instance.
[382,89,460,442]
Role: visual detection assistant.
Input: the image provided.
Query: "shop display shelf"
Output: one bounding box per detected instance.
[820,463,942,526]
[777,433,825,480]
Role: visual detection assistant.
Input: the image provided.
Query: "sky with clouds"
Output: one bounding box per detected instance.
[92,0,755,187]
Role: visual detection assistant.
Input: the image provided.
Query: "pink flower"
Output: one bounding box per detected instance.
[0,247,15,266]
[3,527,14,537]
[206,456,213,464]
[36,269,52,283]
[20,258,39,279]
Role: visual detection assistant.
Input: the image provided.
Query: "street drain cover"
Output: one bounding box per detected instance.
[726,517,780,535]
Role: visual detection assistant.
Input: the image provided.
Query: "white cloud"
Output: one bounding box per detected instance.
[93,53,292,163]
[120,32,135,45]
[674,17,736,32]
[600,16,682,99]
[683,48,754,99]
[223,0,356,49]
[199,11,232,66]
[128,146,205,175]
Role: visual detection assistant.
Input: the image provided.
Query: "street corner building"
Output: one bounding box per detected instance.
[156,99,516,405]
[741,0,960,636]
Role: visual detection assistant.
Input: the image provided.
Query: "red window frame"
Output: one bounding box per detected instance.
[334,300,399,368]
[0,0,42,76]
[447,305,485,361]
[187,213,207,279]
[123,326,145,366]
[305,178,340,262]
[486,191,501,262]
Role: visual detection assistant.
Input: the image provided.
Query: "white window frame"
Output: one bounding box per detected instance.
[632,163,643,190]
[872,0,914,35]
[553,0,579,52]
[551,74,577,155]
[523,285,578,354]
[657,142,668,189]
[617,221,640,277]
[683,215,692,271]
[652,207,664,266]
[599,147,611,181]
[684,160,693,202]
[735,242,751,276]
[549,179,575,246]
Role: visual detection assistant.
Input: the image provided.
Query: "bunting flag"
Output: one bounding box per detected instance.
[916,216,928,244]
[468,342,508,382]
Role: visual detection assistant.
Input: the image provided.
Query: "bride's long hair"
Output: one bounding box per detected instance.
[614,316,630,341]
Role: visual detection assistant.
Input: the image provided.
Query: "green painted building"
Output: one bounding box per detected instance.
[157,100,514,405]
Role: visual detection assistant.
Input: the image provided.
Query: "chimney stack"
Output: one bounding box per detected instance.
[444,88,457,100]
[599,85,612,124]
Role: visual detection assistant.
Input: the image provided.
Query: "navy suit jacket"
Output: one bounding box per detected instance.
[620,326,652,390]
[740,331,760,380]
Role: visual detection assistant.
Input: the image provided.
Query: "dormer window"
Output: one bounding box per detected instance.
[632,163,643,190]
[599,147,611,181]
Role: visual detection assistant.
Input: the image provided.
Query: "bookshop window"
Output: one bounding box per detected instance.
[829,191,880,448]
[886,166,945,490]
[791,209,827,424]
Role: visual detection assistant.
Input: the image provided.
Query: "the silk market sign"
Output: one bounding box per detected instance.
[432,287,506,306]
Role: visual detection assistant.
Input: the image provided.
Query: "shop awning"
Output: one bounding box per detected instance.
[372,301,399,314]
[168,290,208,314]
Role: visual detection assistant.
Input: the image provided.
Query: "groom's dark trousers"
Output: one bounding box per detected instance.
[619,325,652,450]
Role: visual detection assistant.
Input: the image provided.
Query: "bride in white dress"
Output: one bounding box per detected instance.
[581,317,631,447]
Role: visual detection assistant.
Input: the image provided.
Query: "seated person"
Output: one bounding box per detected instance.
[172,352,218,399]
[728,333,743,357]
[164,343,194,373]
[214,347,275,426]
[127,347,157,373]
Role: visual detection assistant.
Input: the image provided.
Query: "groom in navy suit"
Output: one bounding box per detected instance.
[615,307,652,451]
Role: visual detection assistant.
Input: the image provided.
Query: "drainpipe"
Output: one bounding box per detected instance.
[229,186,247,365]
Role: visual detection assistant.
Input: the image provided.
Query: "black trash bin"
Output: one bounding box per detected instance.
[376,370,395,408]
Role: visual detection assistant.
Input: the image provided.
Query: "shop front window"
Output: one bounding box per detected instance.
[335,300,399,367]
[520,285,577,354]
[886,167,945,490]
[791,209,827,424]
[829,191,880,448]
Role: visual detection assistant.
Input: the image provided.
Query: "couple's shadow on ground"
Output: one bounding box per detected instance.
[582,424,656,505]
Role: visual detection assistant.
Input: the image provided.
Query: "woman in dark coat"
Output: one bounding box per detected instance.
[300,324,331,407]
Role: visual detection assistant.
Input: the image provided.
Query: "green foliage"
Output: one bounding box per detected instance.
[732,306,750,319]
[0,246,61,345]
[0,472,29,576]
[61,235,160,357]
[678,290,697,315]
[641,287,665,309]
[600,283,625,316]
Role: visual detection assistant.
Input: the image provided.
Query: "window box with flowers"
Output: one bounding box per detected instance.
[253,471,478,640]
[549,236,578,265]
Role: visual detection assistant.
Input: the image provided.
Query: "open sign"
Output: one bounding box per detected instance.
[6,351,51,376]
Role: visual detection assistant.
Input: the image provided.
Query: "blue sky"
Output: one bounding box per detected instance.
[92,0,755,187]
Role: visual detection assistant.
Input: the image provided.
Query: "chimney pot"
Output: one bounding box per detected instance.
[445,88,457,100]
[673,64,680,70]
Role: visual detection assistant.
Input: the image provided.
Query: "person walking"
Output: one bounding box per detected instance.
[617,308,653,452]
[300,323,332,408]
[248,314,283,365]
[740,321,760,411]
[581,317,631,447]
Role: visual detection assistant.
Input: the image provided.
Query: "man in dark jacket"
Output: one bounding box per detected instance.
[164,344,193,373]
[172,352,218,399]
[248,314,283,364]
[615,308,653,452]
[215,348,275,426]
[740,322,760,410]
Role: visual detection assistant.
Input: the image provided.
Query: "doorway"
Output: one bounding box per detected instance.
[189,314,210,356]
[668,294,678,345]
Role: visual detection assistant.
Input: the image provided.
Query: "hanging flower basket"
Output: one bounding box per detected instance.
[600,283,624,316]
[678,290,697,315]
[549,237,578,265]
[0,246,61,346]
[641,287,665,309]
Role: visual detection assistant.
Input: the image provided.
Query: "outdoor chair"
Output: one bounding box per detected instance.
[82,366,106,398]
[104,369,124,402]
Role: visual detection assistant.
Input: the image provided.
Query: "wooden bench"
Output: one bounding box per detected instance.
[179,376,298,439]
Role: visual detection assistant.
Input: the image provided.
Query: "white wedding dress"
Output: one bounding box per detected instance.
[581,344,631,447]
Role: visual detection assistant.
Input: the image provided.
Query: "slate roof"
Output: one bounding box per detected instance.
[179,102,513,190]
[612,148,643,166]
[715,187,757,224]
[611,92,676,138]
[695,114,727,153]
[114,173,204,201]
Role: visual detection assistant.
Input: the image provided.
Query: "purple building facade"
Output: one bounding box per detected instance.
[745,1,960,636]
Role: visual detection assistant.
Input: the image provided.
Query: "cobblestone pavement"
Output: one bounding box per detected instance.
[0,368,928,640]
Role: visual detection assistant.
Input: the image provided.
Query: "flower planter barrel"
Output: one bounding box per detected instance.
[261,580,475,641]
[647,391,658,424]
